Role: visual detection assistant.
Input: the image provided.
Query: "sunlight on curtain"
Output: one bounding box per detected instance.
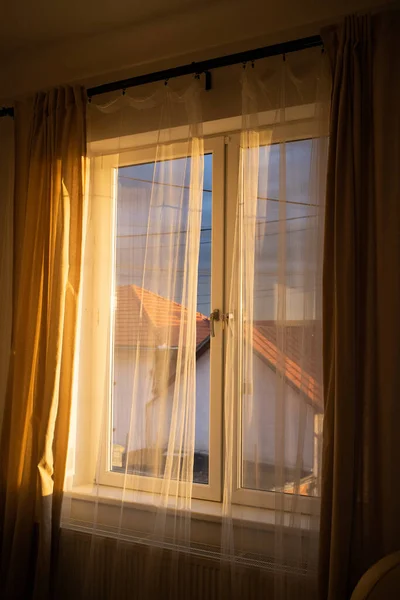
[60,49,329,600]
[222,59,329,598]
[0,88,87,600]
[62,80,206,597]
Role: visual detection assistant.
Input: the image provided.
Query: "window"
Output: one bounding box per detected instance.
[81,125,323,511]
[94,138,224,502]
[111,154,214,486]
[237,138,323,502]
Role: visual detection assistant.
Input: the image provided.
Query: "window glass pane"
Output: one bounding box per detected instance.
[241,139,323,496]
[111,154,212,485]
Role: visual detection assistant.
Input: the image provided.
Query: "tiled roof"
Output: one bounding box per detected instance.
[114,285,210,348]
[252,322,322,410]
[114,286,322,408]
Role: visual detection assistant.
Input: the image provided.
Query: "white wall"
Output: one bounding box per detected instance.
[242,353,314,470]
[273,283,317,321]
[113,348,154,450]
[194,351,210,454]
[114,347,314,471]
[113,347,210,454]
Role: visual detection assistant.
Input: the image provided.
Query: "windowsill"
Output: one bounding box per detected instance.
[63,483,314,532]
[61,484,319,569]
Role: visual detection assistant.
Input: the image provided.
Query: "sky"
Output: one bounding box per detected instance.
[115,141,320,321]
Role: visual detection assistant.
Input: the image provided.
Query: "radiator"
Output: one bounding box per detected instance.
[55,528,317,600]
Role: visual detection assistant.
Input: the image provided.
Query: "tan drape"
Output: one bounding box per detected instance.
[0,117,14,438]
[319,11,400,600]
[0,87,86,600]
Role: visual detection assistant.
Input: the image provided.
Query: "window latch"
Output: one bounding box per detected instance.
[210,309,230,337]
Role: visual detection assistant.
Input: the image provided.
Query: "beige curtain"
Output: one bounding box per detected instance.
[0,117,14,437]
[0,87,87,600]
[319,11,400,600]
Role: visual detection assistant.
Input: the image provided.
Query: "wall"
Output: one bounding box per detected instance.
[113,347,210,454]
[0,0,395,103]
[243,353,314,470]
[113,348,153,450]
[114,347,314,471]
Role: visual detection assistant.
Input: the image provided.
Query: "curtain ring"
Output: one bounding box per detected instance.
[282,53,286,62]
[164,79,169,86]
[251,60,255,69]
[122,88,126,96]
[242,61,247,69]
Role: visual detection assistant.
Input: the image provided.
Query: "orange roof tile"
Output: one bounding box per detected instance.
[252,322,322,411]
[114,286,322,409]
[114,285,210,349]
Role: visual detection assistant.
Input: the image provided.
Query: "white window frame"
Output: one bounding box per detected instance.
[90,136,225,502]
[225,124,324,516]
[72,106,325,516]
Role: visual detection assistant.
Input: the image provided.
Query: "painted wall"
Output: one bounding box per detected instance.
[113,349,153,451]
[0,0,394,102]
[113,347,314,471]
[113,347,210,455]
[243,350,314,470]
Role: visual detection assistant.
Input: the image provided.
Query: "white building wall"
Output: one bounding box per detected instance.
[113,348,210,454]
[242,353,314,470]
[194,351,210,453]
[113,347,314,470]
[113,349,153,449]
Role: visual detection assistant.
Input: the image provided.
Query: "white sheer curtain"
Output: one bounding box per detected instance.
[60,48,329,600]
[61,79,207,598]
[221,58,329,599]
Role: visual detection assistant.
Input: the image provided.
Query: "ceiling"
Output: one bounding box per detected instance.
[1,0,393,57]
[0,0,208,55]
[0,0,393,101]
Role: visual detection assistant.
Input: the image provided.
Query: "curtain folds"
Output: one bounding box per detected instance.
[319,11,400,600]
[62,80,206,599]
[0,117,14,439]
[222,57,329,600]
[60,48,329,600]
[0,87,87,600]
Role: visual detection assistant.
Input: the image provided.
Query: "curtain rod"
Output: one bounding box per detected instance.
[0,35,322,118]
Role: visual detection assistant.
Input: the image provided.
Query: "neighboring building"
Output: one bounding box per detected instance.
[112,284,210,476]
[112,284,323,492]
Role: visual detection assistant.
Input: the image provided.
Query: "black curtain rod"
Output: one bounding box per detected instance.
[0,35,322,118]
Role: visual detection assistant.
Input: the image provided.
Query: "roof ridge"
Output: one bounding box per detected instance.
[120,284,157,343]
[129,284,209,322]
[130,284,159,329]
[252,327,322,410]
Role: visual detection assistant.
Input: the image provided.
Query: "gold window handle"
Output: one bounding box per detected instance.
[210,309,230,337]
